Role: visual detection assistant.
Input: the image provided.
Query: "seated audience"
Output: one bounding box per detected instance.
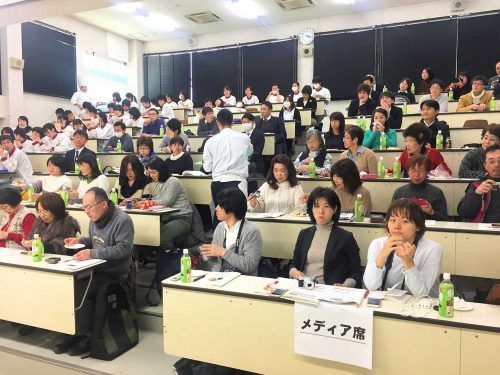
[311,76,331,105]
[457,75,493,112]
[419,99,451,148]
[241,86,259,105]
[1,127,14,138]
[69,153,109,199]
[363,108,397,149]
[418,79,449,113]
[377,91,403,129]
[165,137,194,175]
[488,61,500,88]
[93,111,114,139]
[63,130,96,173]
[0,187,36,249]
[59,187,134,355]
[0,135,34,184]
[248,154,305,214]
[160,118,190,153]
[28,127,48,152]
[324,112,346,150]
[178,90,194,114]
[241,113,265,176]
[14,128,33,152]
[363,74,381,103]
[197,106,218,136]
[266,83,284,104]
[296,85,318,127]
[105,121,134,152]
[399,123,452,175]
[202,187,262,276]
[42,123,72,152]
[157,94,175,120]
[331,158,372,215]
[73,119,86,132]
[279,95,302,129]
[127,107,145,130]
[34,155,72,193]
[392,155,448,221]
[139,95,156,116]
[294,129,333,177]
[348,83,377,117]
[291,81,301,102]
[450,71,471,100]
[255,101,287,155]
[115,154,148,200]
[220,85,237,107]
[363,199,443,297]
[457,144,500,223]
[289,187,362,286]
[395,78,416,104]
[340,125,378,174]
[141,108,164,137]
[126,92,139,108]
[137,136,157,169]
[23,193,80,254]
[418,67,434,94]
[459,124,500,178]
[15,115,32,136]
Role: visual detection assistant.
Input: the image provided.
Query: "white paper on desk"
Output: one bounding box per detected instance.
[425,220,436,226]
[295,302,373,369]
[0,247,23,256]
[289,285,366,306]
[58,258,103,270]
[478,223,500,230]
[195,272,240,287]
[249,212,285,219]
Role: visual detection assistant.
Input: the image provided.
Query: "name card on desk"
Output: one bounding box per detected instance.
[295,303,373,369]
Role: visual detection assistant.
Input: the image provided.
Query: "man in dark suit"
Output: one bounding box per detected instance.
[197,106,219,136]
[419,99,451,148]
[242,113,264,176]
[63,130,96,172]
[254,100,287,156]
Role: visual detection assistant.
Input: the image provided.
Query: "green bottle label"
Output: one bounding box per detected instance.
[380,134,387,150]
[181,254,192,283]
[393,161,401,179]
[438,281,454,318]
[436,134,443,149]
[378,161,385,179]
[308,161,316,178]
[354,199,364,222]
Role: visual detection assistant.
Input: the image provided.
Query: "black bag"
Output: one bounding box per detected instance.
[90,280,139,360]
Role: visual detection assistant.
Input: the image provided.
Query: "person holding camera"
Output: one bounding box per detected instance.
[449,71,471,101]
[289,187,362,287]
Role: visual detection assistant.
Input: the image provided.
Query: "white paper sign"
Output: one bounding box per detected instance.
[294,302,373,369]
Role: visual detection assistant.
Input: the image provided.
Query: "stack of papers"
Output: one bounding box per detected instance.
[249,212,285,219]
[339,213,354,222]
[284,285,367,306]
[56,258,103,270]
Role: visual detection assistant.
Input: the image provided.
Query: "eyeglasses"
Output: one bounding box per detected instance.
[37,208,51,215]
[83,200,105,211]
[138,147,150,150]
[485,158,500,165]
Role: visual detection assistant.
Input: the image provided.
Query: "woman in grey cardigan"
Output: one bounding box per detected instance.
[201,187,262,276]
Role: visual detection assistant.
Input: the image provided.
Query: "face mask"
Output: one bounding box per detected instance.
[283,102,291,109]
[242,123,253,132]
[179,95,185,100]
[292,86,298,93]
[313,83,320,90]
[114,131,123,137]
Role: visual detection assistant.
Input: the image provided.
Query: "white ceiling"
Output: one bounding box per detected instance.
[72,0,436,42]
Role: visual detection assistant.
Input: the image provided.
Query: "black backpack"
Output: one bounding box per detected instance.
[90,279,139,360]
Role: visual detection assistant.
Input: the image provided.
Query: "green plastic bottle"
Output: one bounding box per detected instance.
[436,130,443,150]
[32,234,44,262]
[382,85,387,92]
[116,139,122,153]
[60,190,69,206]
[380,132,387,150]
[308,160,316,178]
[393,156,401,179]
[490,99,496,111]
[354,194,364,222]
[110,188,118,205]
[180,249,192,283]
[360,116,367,131]
[377,157,385,179]
[97,157,101,171]
[27,185,34,203]
[410,83,415,94]
[438,273,454,318]
[75,163,80,174]
[448,89,454,100]
[159,127,165,137]
[402,103,407,115]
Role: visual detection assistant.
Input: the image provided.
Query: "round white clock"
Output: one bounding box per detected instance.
[299,28,315,45]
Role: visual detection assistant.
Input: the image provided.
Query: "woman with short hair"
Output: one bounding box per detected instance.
[0,187,36,249]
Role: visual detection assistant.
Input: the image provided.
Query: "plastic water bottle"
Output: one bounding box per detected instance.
[382,85,387,92]
[393,156,401,179]
[27,185,34,203]
[360,116,367,131]
[60,190,69,206]
[75,163,80,174]
[448,90,454,100]
[97,157,101,171]
[436,130,443,150]
[445,137,452,149]
[308,160,316,178]
[116,139,122,153]
[377,157,385,179]
[380,132,387,150]
[32,234,44,262]
[402,103,407,115]
[180,249,192,283]
[410,83,415,94]
[490,98,496,111]
[110,188,118,205]
[438,273,454,318]
[354,194,364,222]
[159,127,165,137]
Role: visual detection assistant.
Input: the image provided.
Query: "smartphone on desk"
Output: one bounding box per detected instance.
[367,297,381,308]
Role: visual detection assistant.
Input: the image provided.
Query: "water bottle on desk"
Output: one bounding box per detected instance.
[380,132,387,150]
[410,83,415,94]
[377,157,385,179]
[393,156,401,179]
[116,139,122,153]
[308,160,316,178]
[180,249,192,283]
[110,188,118,205]
[27,185,34,203]
[436,130,443,150]
[448,89,454,100]
[354,194,364,222]
[402,103,407,115]
[490,99,496,111]
[32,234,44,262]
[438,273,454,318]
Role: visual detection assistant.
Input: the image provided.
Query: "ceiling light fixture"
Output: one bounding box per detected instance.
[332,0,356,5]
[114,2,142,13]
[136,12,178,32]
[223,0,266,20]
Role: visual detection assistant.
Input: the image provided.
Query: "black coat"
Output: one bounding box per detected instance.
[296,97,318,120]
[254,116,287,155]
[347,98,377,117]
[63,147,96,173]
[197,118,219,136]
[289,225,362,287]
[249,129,265,174]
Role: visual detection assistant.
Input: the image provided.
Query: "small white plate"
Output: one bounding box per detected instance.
[64,243,85,250]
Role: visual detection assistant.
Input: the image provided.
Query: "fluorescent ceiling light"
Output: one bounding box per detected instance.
[136,12,178,32]
[224,0,266,20]
[114,2,143,13]
[332,0,356,4]
[0,0,25,7]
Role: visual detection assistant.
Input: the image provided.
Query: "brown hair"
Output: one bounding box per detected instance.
[407,155,432,173]
[35,192,66,221]
[266,154,298,190]
[384,199,426,244]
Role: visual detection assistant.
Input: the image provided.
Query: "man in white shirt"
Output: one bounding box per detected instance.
[70,77,96,112]
[203,109,253,227]
[0,135,34,184]
[42,123,72,153]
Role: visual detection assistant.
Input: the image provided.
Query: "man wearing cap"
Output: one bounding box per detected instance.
[70,77,96,111]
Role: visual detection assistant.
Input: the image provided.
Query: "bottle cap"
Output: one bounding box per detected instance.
[395,156,399,161]
[443,272,451,280]
[183,248,189,255]
[379,157,383,161]
[438,130,442,134]
[356,194,362,198]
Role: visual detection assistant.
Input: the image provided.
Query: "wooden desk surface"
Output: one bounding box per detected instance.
[163,275,500,374]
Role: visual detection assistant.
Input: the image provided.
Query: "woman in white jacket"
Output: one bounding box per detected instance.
[248,154,305,214]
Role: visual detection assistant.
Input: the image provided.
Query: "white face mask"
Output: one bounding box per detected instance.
[313,83,320,90]
[179,95,185,101]
[114,131,123,137]
[292,86,299,93]
[283,102,291,109]
[242,123,253,132]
